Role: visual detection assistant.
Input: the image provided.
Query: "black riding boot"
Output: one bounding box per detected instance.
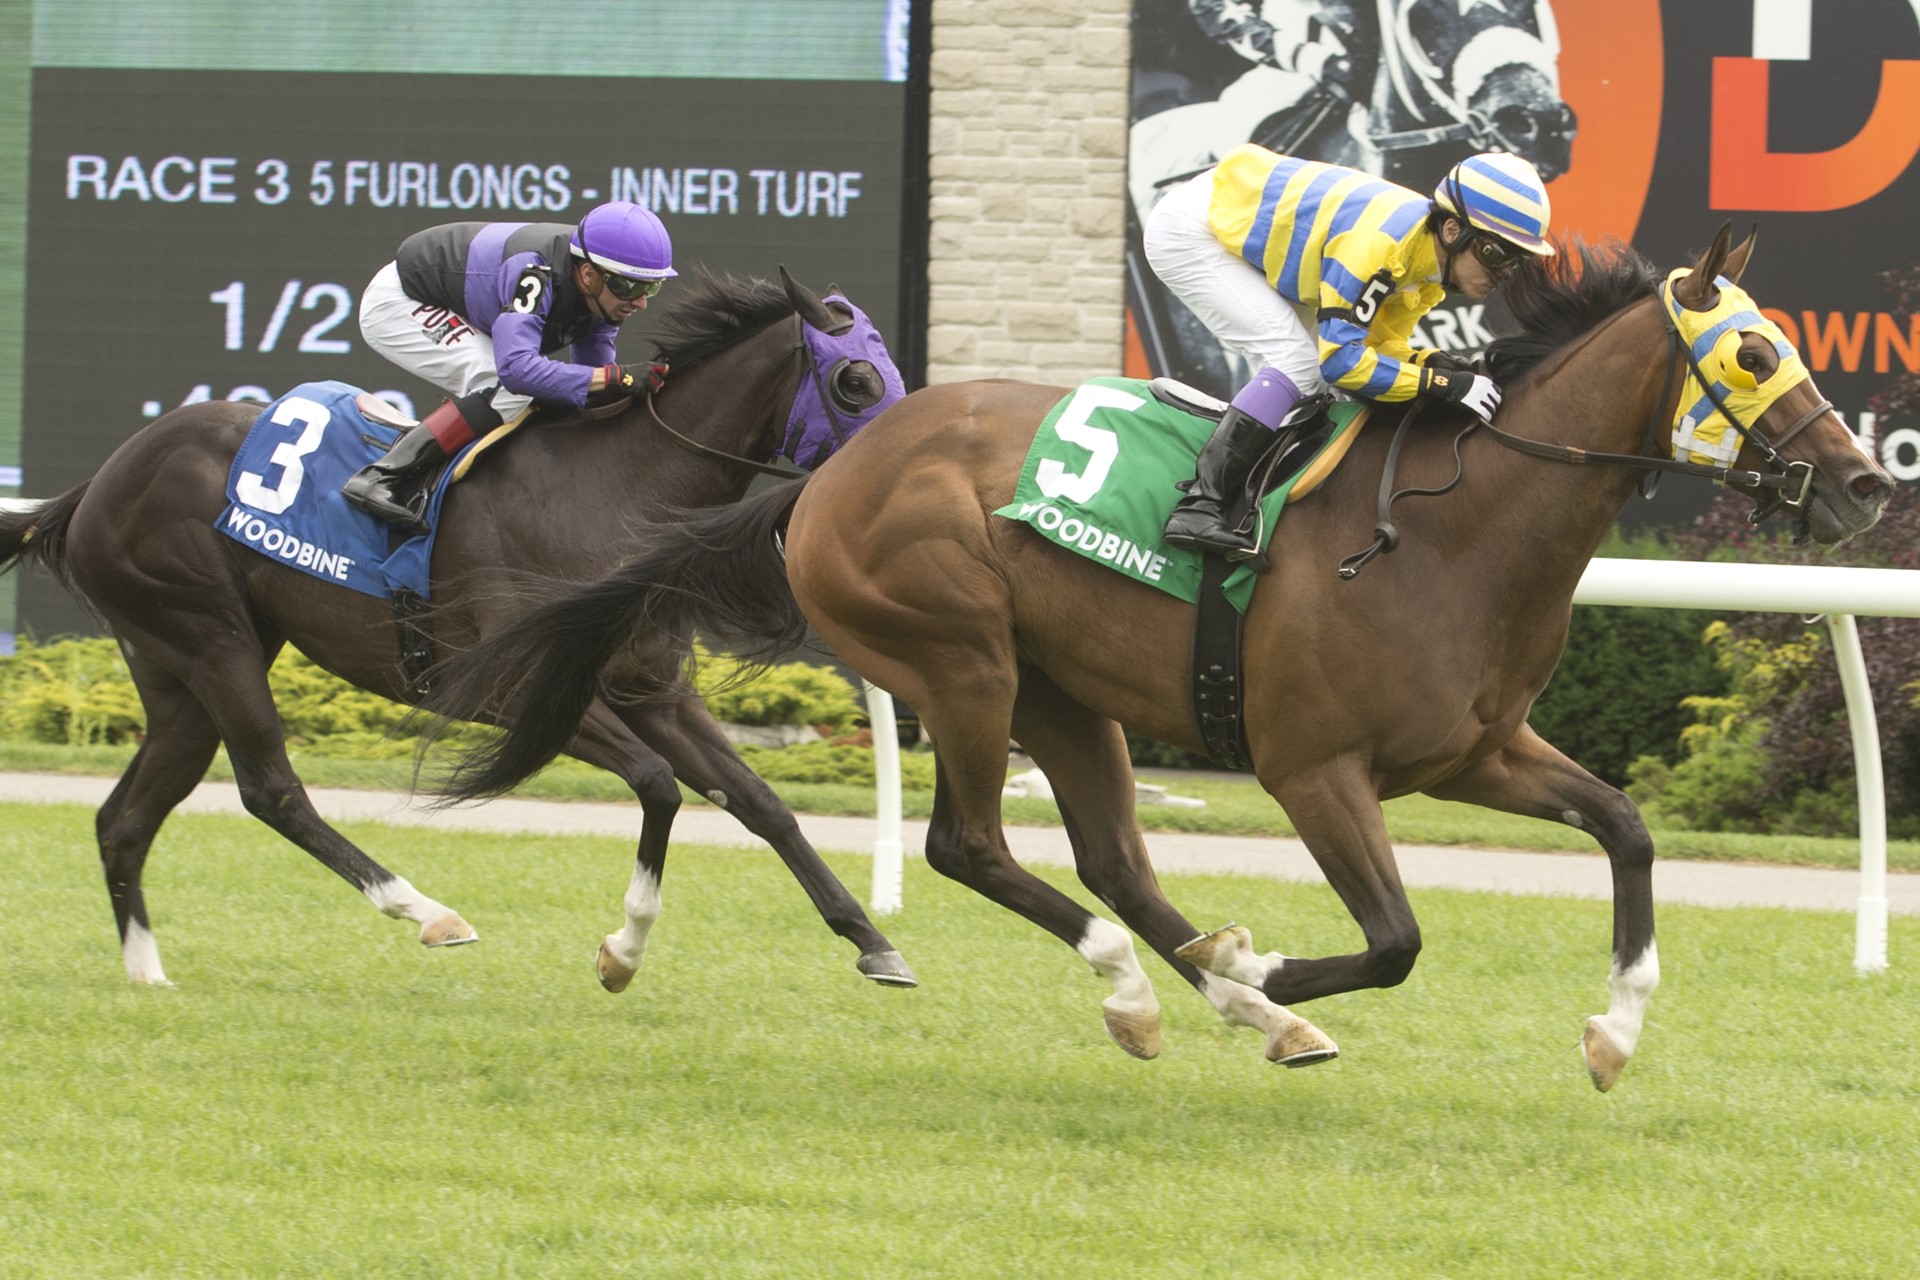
[342,423,454,533]
[1161,407,1278,559]
[341,400,478,531]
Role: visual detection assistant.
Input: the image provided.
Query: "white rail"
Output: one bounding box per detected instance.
[3,495,1901,963]
[1572,558,1920,974]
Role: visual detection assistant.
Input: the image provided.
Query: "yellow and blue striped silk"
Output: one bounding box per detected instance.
[1207,145,1446,401]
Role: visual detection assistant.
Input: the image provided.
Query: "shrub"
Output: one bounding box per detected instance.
[689,646,865,733]
[0,637,144,746]
[1530,604,1725,786]
[1647,486,1920,835]
[736,740,939,789]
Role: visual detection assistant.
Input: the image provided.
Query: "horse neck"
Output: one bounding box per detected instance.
[495,314,802,560]
[1448,301,1671,592]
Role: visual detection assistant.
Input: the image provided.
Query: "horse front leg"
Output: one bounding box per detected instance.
[557,703,685,993]
[1177,760,1423,1006]
[610,690,915,988]
[1424,725,1658,1092]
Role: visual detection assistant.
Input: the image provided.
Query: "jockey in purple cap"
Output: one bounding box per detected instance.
[343,200,677,529]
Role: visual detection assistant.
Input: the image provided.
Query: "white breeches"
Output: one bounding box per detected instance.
[357,263,534,420]
[1142,171,1329,396]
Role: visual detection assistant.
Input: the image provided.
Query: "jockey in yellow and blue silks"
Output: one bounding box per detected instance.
[1144,144,1556,560]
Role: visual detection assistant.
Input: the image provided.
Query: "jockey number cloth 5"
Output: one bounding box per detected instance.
[993,377,1362,614]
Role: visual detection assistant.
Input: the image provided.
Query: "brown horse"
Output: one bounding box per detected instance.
[0,268,917,992]
[420,230,1890,1091]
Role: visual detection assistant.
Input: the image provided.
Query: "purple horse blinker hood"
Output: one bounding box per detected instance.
[779,295,906,471]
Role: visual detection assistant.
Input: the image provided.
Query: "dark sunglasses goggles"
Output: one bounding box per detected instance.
[600,272,665,301]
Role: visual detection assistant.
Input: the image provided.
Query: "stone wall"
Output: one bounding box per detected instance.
[924,0,1133,387]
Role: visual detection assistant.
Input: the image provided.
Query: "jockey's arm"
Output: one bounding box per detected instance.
[492,311,595,407]
[1189,0,1357,94]
[1312,232,1435,402]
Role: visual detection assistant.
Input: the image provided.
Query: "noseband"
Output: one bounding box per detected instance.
[643,314,852,480]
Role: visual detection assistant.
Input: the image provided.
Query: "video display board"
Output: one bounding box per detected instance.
[1125,0,1920,530]
[8,0,914,640]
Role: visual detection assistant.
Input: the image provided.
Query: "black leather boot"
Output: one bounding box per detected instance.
[1162,407,1279,559]
[340,415,456,532]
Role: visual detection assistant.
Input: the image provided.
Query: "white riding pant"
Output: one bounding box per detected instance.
[357,263,534,421]
[1143,170,1329,397]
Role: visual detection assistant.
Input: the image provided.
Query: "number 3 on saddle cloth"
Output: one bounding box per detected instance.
[215,380,462,603]
[993,376,1368,615]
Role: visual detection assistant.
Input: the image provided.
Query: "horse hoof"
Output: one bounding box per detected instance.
[1582,1017,1630,1092]
[1174,923,1252,977]
[1103,1006,1163,1060]
[420,912,477,947]
[857,949,918,988]
[597,941,637,994]
[1267,1018,1339,1068]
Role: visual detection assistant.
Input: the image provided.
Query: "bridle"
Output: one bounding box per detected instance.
[1476,283,1828,523]
[1338,283,1832,577]
[642,313,860,480]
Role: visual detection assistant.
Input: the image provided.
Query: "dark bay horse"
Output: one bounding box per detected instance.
[0,268,917,992]
[420,230,1890,1091]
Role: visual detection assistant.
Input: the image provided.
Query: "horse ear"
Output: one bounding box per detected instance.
[778,264,847,333]
[1720,225,1759,285]
[1674,222,1734,309]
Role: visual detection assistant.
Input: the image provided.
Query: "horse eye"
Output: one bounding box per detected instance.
[829,361,876,412]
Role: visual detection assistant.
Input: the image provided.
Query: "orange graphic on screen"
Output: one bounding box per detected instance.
[1545,0,1664,245]
[1711,57,1920,212]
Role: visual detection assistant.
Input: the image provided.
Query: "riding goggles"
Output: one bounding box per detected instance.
[601,273,664,301]
[1662,269,1810,466]
[1469,234,1525,273]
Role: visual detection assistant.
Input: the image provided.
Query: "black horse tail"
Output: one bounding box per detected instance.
[424,477,812,801]
[0,483,89,596]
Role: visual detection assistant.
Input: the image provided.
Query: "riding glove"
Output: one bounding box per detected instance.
[599,361,670,395]
[1423,367,1503,422]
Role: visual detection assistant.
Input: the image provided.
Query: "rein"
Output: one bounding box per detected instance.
[641,314,833,481]
[1337,286,1830,578]
[1474,289,1823,521]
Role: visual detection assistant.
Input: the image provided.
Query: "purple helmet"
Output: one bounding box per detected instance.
[569,202,677,280]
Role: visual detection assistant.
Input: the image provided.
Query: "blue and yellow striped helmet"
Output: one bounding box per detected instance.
[1434,153,1555,256]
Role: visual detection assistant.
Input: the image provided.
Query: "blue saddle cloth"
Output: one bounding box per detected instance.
[216,381,463,601]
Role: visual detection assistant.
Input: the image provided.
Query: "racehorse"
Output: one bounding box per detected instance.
[0,268,917,993]
[1127,0,1577,390]
[415,228,1890,1091]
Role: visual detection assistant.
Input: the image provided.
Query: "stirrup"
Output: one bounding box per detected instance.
[342,476,429,536]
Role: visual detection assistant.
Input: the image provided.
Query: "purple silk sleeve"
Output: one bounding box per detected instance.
[492,312,594,406]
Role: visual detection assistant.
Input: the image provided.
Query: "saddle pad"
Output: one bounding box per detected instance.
[216,380,460,601]
[992,377,1364,614]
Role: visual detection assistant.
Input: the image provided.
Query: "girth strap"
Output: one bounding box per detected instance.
[1189,553,1255,772]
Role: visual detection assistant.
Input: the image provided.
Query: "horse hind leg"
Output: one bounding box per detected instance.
[1009,671,1335,1067]
[855,644,1155,1056]
[93,669,223,984]
[1424,725,1658,1092]
[161,631,477,950]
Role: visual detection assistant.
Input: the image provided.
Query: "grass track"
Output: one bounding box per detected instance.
[3,803,1918,1277]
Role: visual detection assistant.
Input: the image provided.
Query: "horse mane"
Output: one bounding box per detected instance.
[647,268,796,372]
[1484,238,1662,384]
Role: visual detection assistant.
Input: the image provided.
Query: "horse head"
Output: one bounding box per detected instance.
[1663,225,1891,544]
[776,265,907,470]
[645,268,906,477]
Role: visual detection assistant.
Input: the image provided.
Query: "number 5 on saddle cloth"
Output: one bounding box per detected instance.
[994,375,1367,613]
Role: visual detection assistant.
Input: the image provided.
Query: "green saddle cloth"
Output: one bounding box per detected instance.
[993,377,1363,614]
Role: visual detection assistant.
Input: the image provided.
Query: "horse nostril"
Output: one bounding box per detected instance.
[1852,473,1891,504]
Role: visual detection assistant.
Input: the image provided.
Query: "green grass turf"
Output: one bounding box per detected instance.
[2,741,1912,872]
[3,803,1917,1277]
